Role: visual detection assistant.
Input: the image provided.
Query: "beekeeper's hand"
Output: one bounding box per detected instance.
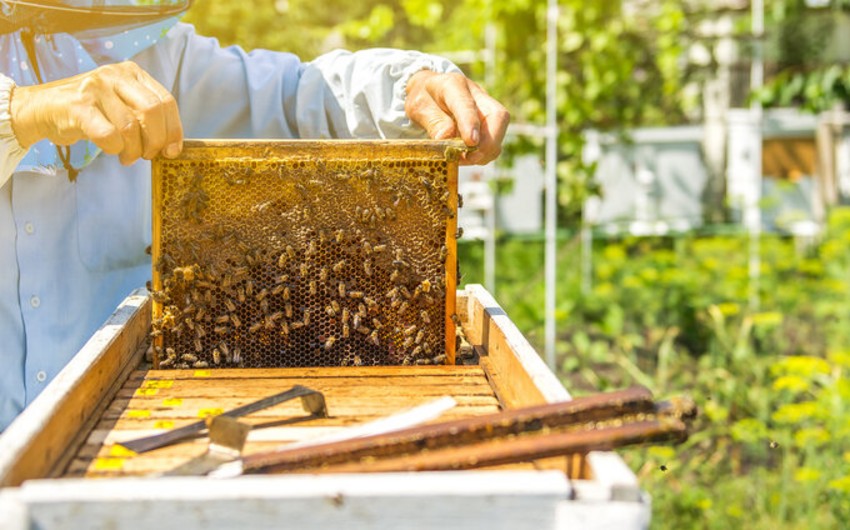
[10,61,183,165]
[405,70,509,166]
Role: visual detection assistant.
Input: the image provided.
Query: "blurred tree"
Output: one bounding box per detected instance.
[184,0,691,224]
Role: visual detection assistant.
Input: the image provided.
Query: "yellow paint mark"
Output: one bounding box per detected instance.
[154,420,175,429]
[134,388,159,397]
[142,380,174,389]
[198,408,224,418]
[193,370,212,378]
[93,458,125,471]
[109,445,137,458]
[126,410,151,419]
[162,397,183,407]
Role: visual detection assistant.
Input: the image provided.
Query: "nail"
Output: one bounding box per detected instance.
[470,128,480,146]
[165,143,181,158]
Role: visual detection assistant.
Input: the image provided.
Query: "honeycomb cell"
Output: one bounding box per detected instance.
[151,140,460,368]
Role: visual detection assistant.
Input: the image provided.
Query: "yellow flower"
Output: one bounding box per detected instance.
[751,311,783,327]
[772,401,819,424]
[793,427,831,447]
[772,375,809,393]
[715,302,740,317]
[827,475,850,493]
[793,467,821,483]
[772,356,831,377]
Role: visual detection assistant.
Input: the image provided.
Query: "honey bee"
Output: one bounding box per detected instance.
[212,348,221,365]
[325,305,336,317]
[415,330,425,344]
[306,240,317,257]
[342,324,350,338]
[286,245,296,259]
[149,329,162,339]
[193,360,209,369]
[404,325,417,337]
[279,322,290,335]
[237,288,246,303]
[420,310,431,324]
[390,298,401,309]
[357,326,370,335]
[184,318,195,331]
[450,313,462,326]
[414,358,430,366]
[421,279,432,293]
[439,246,448,263]
[364,259,372,276]
[309,281,318,296]
[231,314,241,328]
[214,325,229,335]
[386,287,398,299]
[399,286,412,299]
[363,241,372,255]
[333,260,346,274]
[159,357,174,368]
[338,282,346,298]
[181,353,198,363]
[290,321,305,330]
[365,297,378,311]
[374,208,385,221]
[352,355,363,366]
[353,314,361,329]
[348,291,364,299]
[398,301,409,314]
[324,336,337,350]
[335,229,344,243]
[303,310,311,326]
[423,342,433,355]
[260,299,269,313]
[456,227,464,239]
[319,267,328,282]
[358,304,367,318]
[373,244,387,253]
[249,321,263,333]
[402,337,414,349]
[390,270,400,283]
[341,307,350,324]
[224,298,237,312]
[372,318,383,329]
[194,338,203,352]
[300,262,309,278]
[196,325,207,338]
[283,286,291,300]
[271,284,284,296]
[331,300,341,313]
[246,281,254,297]
[232,348,242,365]
[215,315,230,324]
[220,341,230,357]
[151,290,169,304]
[275,274,289,284]
[255,288,268,302]
[368,330,380,346]
[285,303,293,318]
[233,266,249,280]
[221,274,233,290]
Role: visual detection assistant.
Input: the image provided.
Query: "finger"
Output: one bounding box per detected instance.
[77,105,124,156]
[96,90,142,165]
[405,84,458,140]
[426,73,481,147]
[133,68,183,158]
[114,76,167,160]
[462,84,510,165]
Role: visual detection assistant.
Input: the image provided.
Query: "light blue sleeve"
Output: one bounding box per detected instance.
[143,23,461,140]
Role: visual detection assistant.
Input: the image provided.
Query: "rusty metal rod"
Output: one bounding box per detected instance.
[242,386,664,474]
[307,417,687,474]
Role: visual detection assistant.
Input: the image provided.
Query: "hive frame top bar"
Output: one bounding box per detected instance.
[168,139,472,162]
[151,138,461,369]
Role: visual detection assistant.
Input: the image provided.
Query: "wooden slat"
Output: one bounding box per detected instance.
[0,291,151,488]
[464,284,570,408]
[129,365,487,380]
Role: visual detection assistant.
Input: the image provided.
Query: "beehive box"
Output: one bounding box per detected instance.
[0,286,649,529]
[0,140,649,529]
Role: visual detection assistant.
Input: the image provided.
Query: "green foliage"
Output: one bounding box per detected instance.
[184,0,692,223]
[458,207,850,528]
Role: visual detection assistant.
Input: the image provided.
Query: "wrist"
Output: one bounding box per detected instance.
[9,85,43,148]
[405,69,437,96]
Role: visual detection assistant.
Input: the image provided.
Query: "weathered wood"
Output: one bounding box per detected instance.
[464,284,570,407]
[0,290,151,488]
[0,471,571,530]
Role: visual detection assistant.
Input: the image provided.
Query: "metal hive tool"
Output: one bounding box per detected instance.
[150,140,463,369]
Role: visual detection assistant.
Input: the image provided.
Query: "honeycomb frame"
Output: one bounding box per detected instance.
[150,139,461,369]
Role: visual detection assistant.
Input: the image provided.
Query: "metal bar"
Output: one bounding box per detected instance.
[118,385,327,454]
[242,386,662,474]
[544,0,559,369]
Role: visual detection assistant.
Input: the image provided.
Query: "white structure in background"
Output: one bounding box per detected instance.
[493,155,544,234]
[458,165,496,292]
[582,126,709,236]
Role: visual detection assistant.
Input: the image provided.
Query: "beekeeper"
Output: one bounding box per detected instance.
[0,0,509,430]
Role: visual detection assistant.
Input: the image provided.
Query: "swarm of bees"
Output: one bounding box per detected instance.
[151,153,462,369]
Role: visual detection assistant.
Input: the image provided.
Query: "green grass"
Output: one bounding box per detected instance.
[458,211,850,529]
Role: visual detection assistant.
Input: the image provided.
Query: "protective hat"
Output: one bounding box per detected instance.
[0,0,190,36]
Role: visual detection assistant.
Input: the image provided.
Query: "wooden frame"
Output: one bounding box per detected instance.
[0,285,648,529]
